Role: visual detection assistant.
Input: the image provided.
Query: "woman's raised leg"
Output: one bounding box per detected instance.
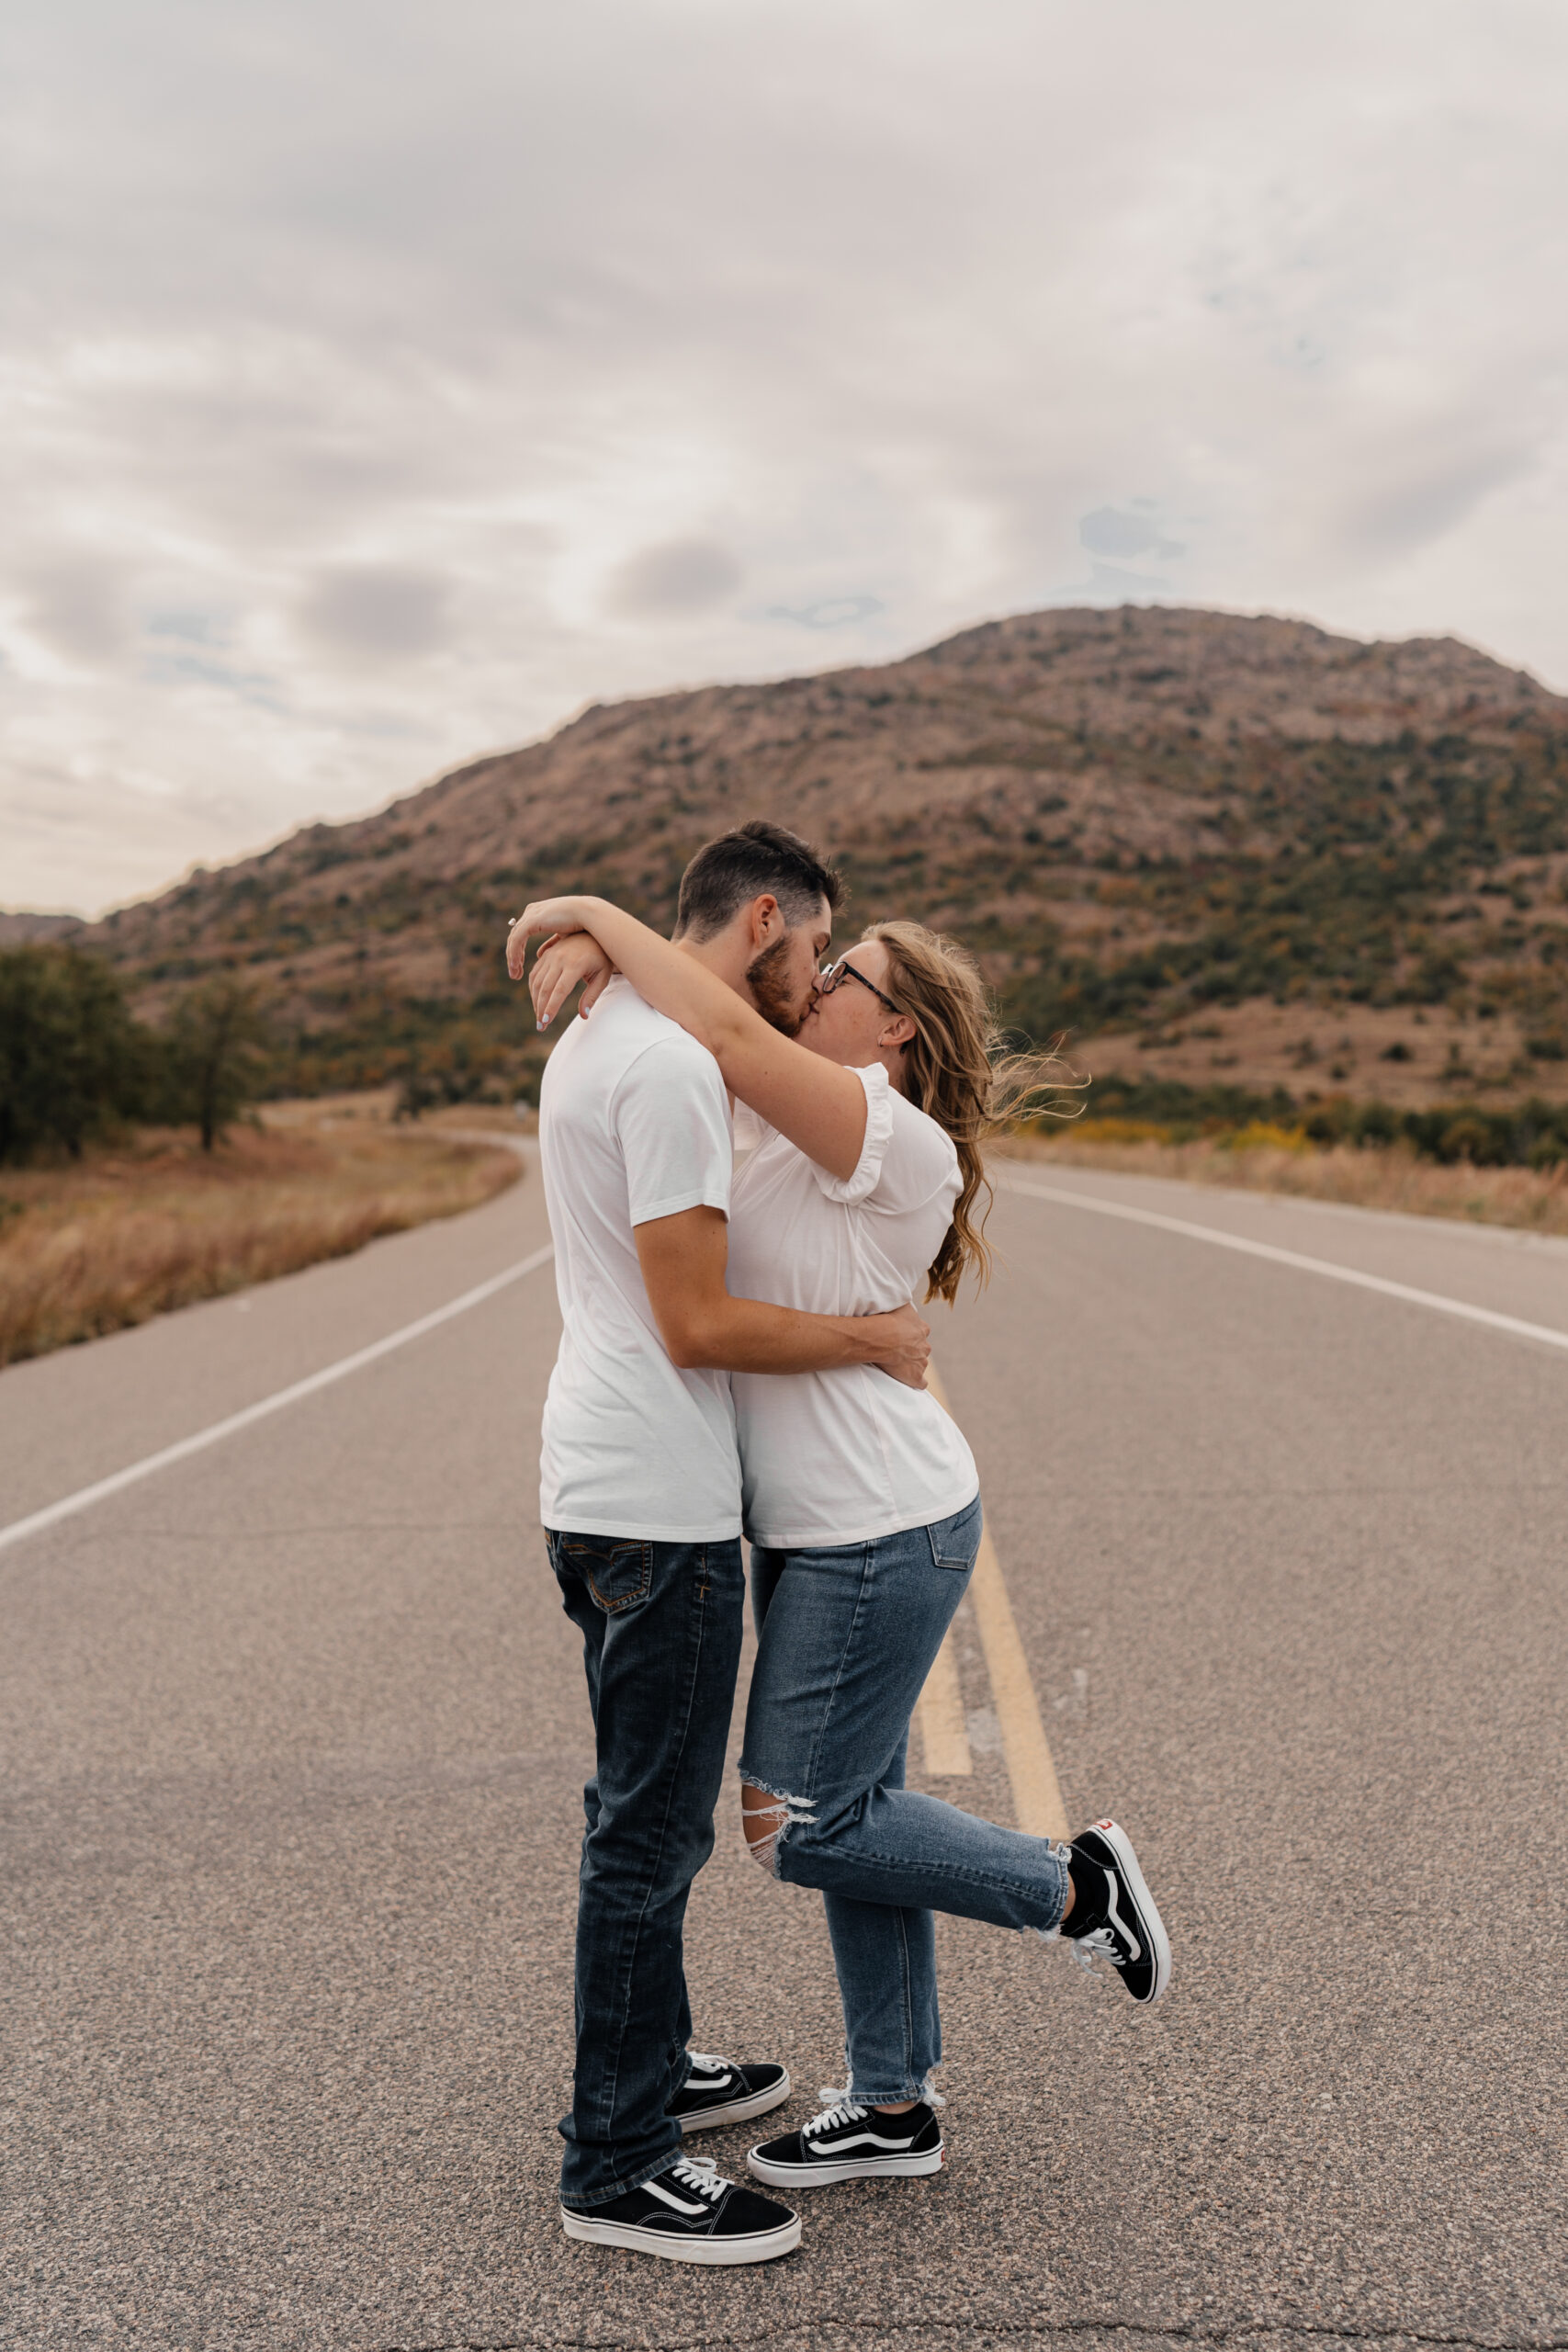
[741,1504,987,2108]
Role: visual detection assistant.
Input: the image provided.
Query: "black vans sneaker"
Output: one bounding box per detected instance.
[1062,1818,1171,2004]
[559,2154,800,2265]
[667,2050,791,2134]
[748,2096,943,2188]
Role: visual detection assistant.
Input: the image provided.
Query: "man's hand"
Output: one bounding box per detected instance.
[531,933,616,1028]
[862,1302,931,1389]
[634,1207,933,1383]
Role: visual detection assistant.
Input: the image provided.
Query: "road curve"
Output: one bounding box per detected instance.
[3,1160,1565,2350]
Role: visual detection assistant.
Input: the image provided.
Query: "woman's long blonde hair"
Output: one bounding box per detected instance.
[862,919,1084,1306]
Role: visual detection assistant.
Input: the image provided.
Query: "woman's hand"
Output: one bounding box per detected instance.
[504,888,869,1181]
[504,897,594,981]
[532,933,616,1028]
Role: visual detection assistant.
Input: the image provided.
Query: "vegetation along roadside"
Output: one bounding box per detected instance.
[0,1118,520,1368]
[1015,1074,1568,1238]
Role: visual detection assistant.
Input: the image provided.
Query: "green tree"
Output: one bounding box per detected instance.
[0,945,147,1163]
[160,977,269,1150]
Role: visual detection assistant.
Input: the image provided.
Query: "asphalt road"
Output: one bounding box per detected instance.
[4,1153,1566,2352]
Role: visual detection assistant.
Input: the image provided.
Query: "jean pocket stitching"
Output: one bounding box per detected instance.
[928,1501,982,1570]
[570,1541,654,1613]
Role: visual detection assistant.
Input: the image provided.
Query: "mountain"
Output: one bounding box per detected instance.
[0,911,86,944]
[73,605,1568,1106]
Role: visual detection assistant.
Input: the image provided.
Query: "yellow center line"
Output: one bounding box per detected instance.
[919,1364,1071,1842]
[912,1619,973,1775]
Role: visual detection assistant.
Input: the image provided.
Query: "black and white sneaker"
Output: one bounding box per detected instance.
[560,2154,800,2265]
[748,2095,943,2188]
[667,2050,792,2134]
[1062,1818,1171,2004]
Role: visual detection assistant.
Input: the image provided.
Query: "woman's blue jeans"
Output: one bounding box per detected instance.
[740,1497,1070,2106]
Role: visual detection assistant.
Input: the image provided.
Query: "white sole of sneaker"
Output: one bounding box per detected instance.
[746,2145,943,2188]
[676,2069,793,2134]
[1089,1817,1171,2003]
[559,2207,802,2264]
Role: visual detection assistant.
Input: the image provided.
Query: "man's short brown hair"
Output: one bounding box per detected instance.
[673,820,843,943]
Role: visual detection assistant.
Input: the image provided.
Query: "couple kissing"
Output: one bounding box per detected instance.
[505,819,1169,2267]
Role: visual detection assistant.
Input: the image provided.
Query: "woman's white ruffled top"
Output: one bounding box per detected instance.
[728,1063,980,1550]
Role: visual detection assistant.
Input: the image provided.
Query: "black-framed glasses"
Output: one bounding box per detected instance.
[817,956,904,1017]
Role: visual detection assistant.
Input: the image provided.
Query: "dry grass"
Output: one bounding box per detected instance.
[1002,1125,1568,1238]
[0,1122,521,1367]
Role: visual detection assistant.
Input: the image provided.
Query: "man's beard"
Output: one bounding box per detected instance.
[746,934,806,1037]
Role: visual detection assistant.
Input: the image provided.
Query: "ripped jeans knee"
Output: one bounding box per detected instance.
[740,1776,815,1876]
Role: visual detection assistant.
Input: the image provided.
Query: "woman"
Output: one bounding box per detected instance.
[511,893,1170,2191]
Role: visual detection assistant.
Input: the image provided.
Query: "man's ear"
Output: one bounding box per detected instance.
[749,892,783,947]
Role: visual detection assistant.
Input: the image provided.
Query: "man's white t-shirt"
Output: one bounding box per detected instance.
[538,978,742,1543]
[728,1062,979,1549]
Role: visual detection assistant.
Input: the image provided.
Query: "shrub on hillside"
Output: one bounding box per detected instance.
[393,1023,514,1119]
[1046,1070,1568,1170]
[1064,1072,1301,1135]
[1299,1093,1568,1167]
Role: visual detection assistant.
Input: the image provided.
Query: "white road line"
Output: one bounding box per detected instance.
[999,1174,1568,1352]
[0,1246,555,1556]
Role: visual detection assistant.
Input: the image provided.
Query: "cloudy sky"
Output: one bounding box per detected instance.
[4,0,1565,914]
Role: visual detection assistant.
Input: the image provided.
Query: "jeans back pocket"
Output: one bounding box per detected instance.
[561,1536,654,1615]
[927,1495,983,1572]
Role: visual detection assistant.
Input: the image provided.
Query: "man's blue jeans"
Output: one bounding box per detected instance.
[739,1497,1070,2106]
[547,1530,745,2209]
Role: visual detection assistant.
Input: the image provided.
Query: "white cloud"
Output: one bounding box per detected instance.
[17,560,133,669]
[298,567,453,660]
[604,540,743,621]
[1,0,1564,910]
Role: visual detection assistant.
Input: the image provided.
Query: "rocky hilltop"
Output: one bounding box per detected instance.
[75,605,1568,1105]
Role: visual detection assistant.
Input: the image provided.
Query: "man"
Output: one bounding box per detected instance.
[507,822,930,2267]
